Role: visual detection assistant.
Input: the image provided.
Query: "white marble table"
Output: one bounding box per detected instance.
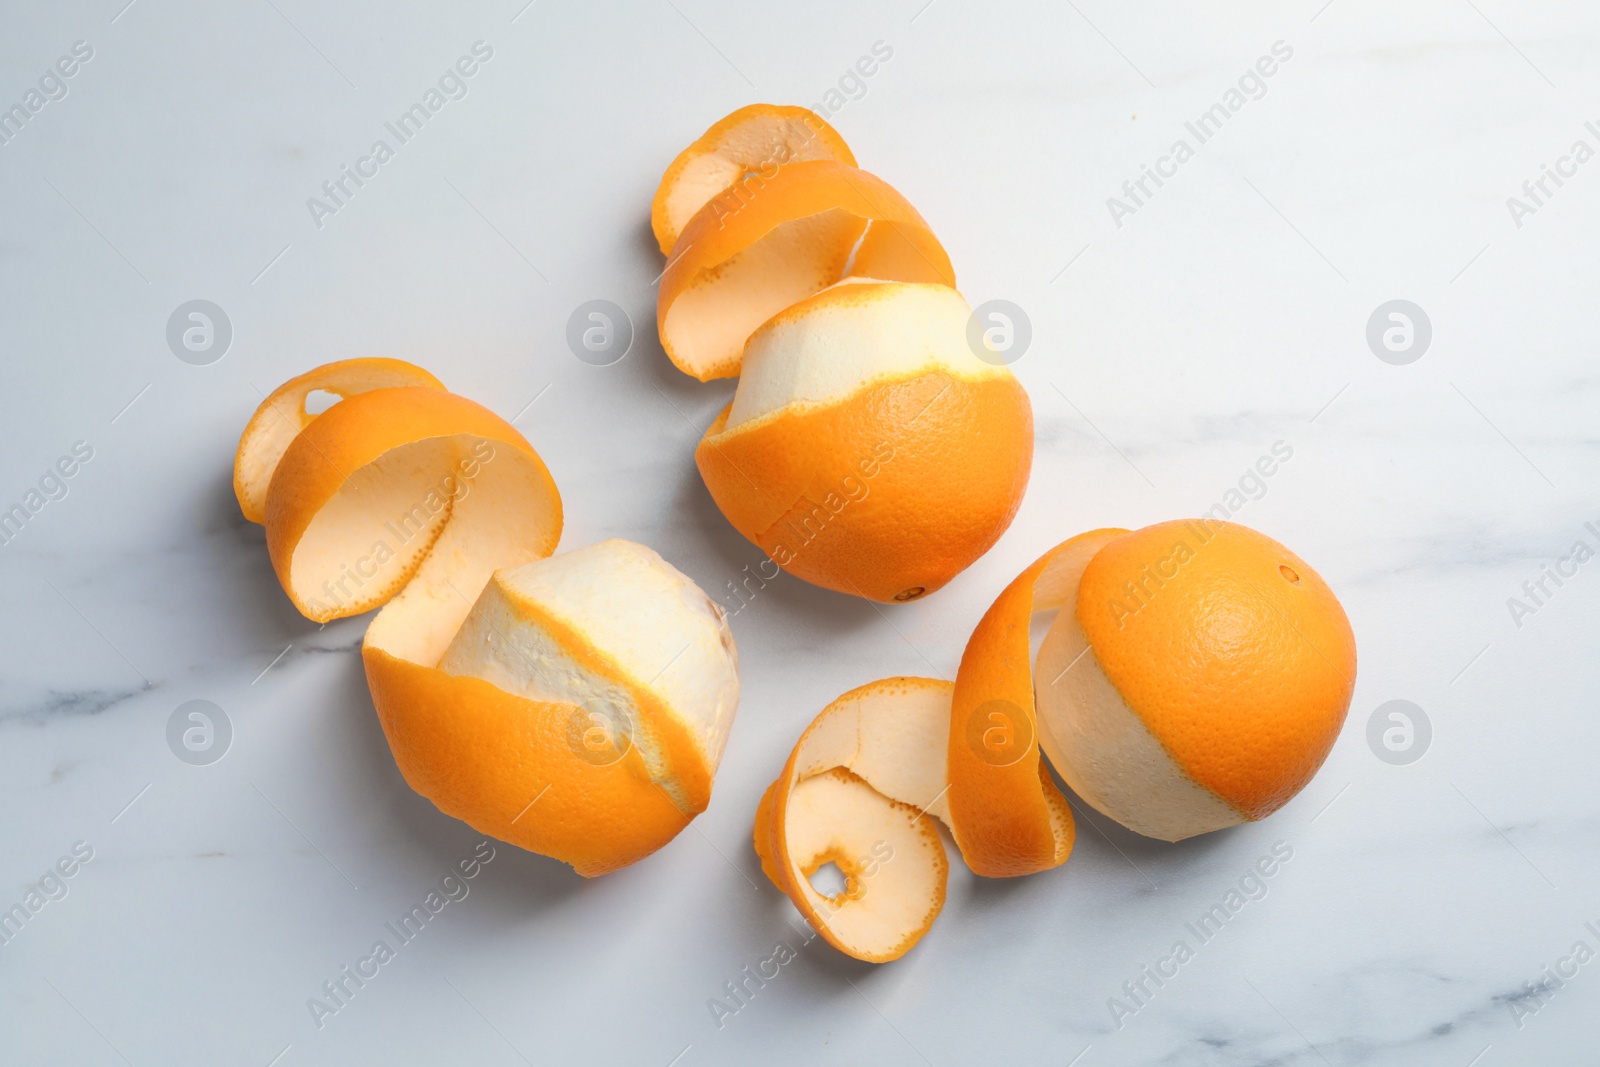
[3,2,1596,1064]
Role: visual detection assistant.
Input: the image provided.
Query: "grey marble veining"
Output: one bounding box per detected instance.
[2,1,1597,1065]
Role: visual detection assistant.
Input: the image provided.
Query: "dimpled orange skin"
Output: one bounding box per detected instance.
[364,650,700,878]
[1076,520,1357,820]
[946,533,1125,877]
[695,373,1032,603]
[263,386,560,621]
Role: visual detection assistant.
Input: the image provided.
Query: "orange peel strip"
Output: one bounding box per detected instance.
[753,677,953,963]
[945,529,1128,876]
[234,357,444,524]
[757,522,1357,960]
[754,532,1122,961]
[650,103,858,257]
[238,361,739,876]
[657,158,955,382]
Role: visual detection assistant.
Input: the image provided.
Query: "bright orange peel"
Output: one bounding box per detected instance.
[756,520,1356,961]
[695,281,1032,602]
[237,360,740,876]
[1038,520,1356,840]
[753,677,953,963]
[650,103,857,257]
[234,357,444,525]
[657,157,954,382]
[651,105,1024,605]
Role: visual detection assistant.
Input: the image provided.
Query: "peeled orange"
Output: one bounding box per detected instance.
[754,519,1355,961]
[696,281,1032,602]
[652,105,1032,602]
[236,359,740,876]
[1036,520,1356,841]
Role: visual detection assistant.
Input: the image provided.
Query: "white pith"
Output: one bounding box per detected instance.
[1034,539,1247,843]
[725,281,1011,431]
[662,209,863,378]
[779,679,952,960]
[437,540,741,781]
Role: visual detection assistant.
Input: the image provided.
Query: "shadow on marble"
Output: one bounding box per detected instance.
[655,441,882,648]
[311,649,592,905]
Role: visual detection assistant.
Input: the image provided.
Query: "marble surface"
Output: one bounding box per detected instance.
[3,1,1597,1064]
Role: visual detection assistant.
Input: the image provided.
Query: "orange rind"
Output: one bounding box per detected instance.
[756,520,1355,961]
[1037,520,1356,840]
[657,157,954,382]
[234,357,445,525]
[651,105,1026,604]
[650,103,857,257]
[752,677,953,963]
[236,360,740,876]
[695,281,1032,602]
[944,529,1124,876]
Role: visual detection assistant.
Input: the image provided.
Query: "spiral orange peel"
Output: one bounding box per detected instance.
[236,359,740,876]
[652,105,1028,603]
[755,521,1355,961]
[650,103,858,258]
[657,157,954,383]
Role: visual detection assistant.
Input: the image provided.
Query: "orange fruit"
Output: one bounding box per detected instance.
[656,157,954,381]
[755,520,1356,960]
[236,360,741,876]
[652,105,1023,602]
[650,103,857,257]
[374,539,740,876]
[696,281,1033,602]
[1036,520,1356,840]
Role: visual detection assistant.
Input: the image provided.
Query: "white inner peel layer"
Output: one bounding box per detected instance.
[662,209,862,378]
[437,539,741,777]
[1034,549,1246,843]
[725,281,1012,431]
[782,679,952,961]
[784,770,945,960]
